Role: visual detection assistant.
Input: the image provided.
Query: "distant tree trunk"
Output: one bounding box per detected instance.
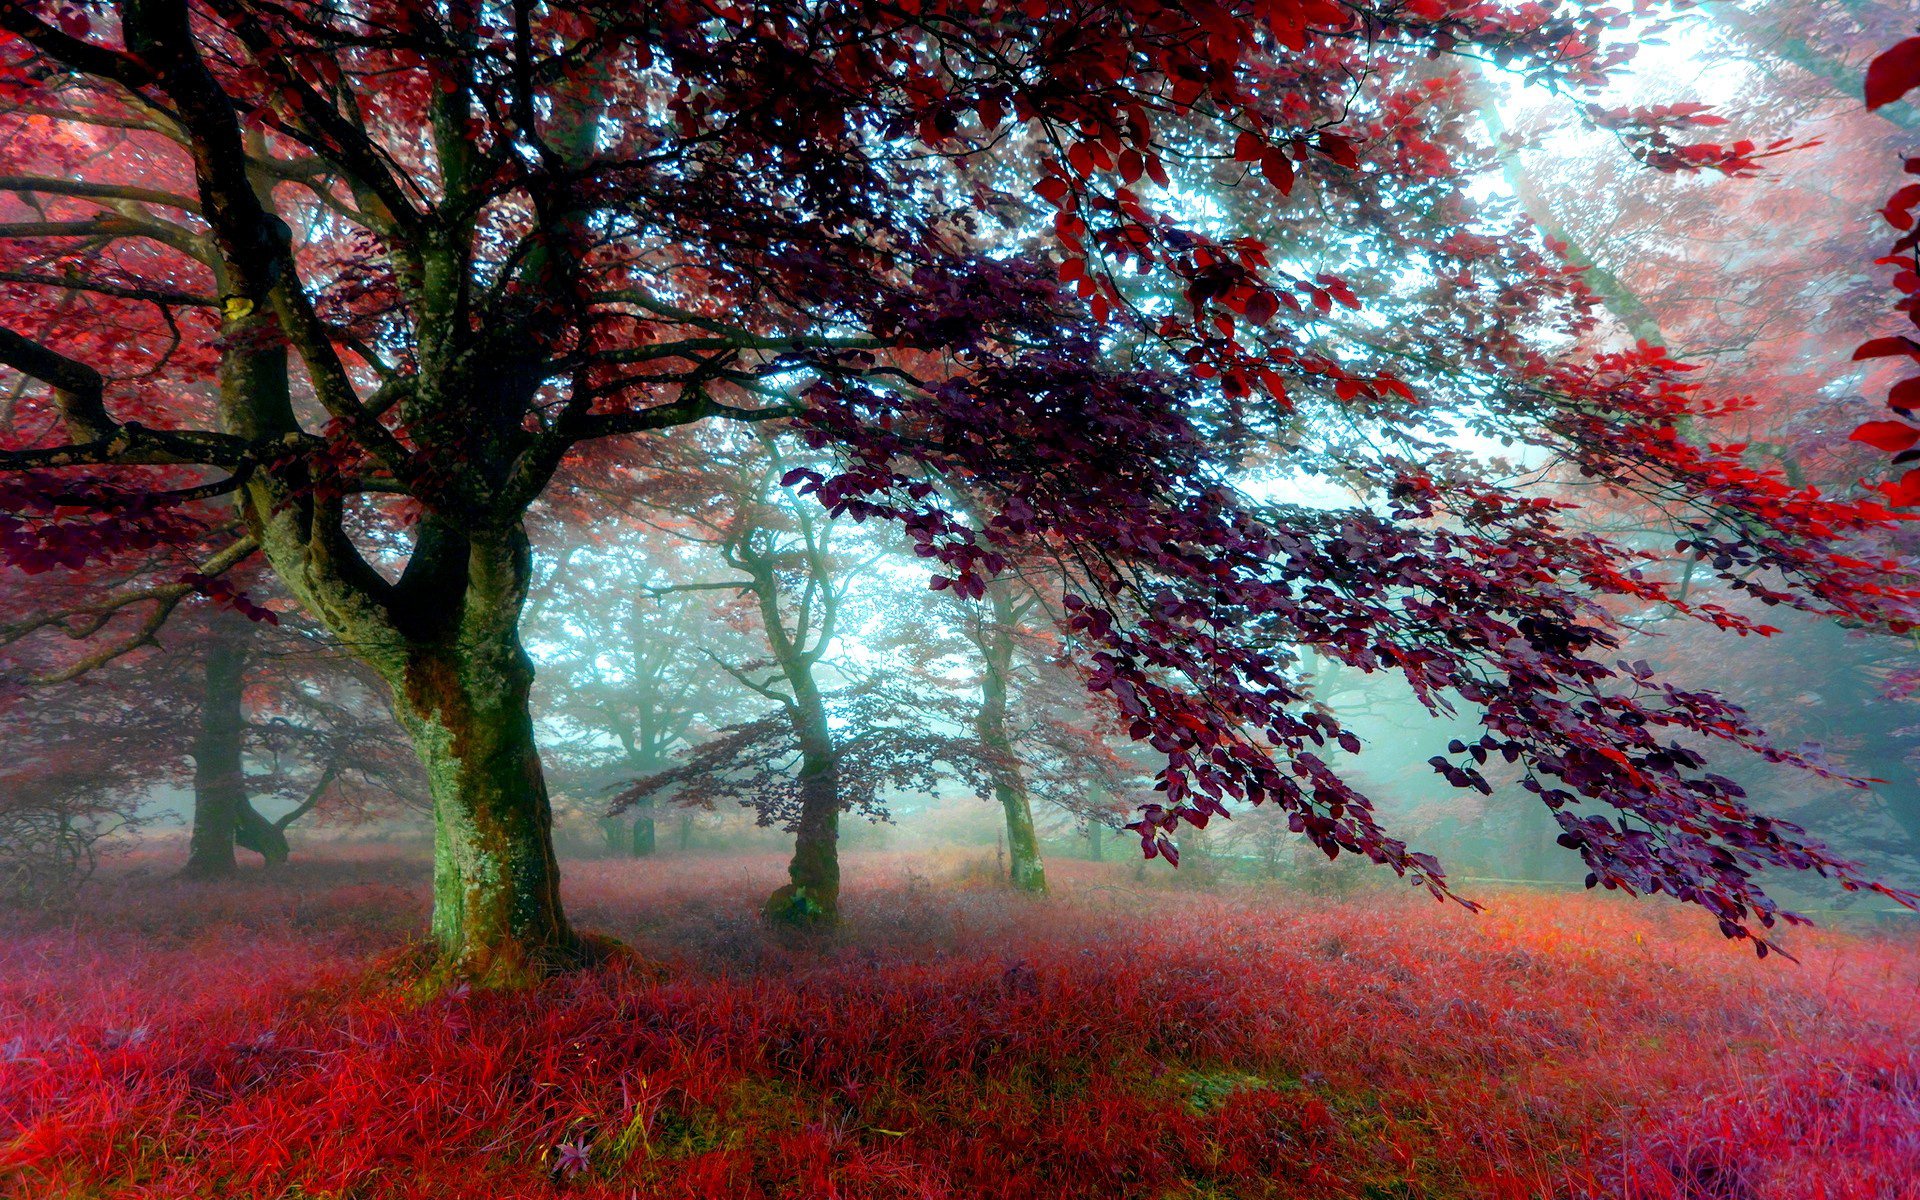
[729,483,847,930]
[602,799,658,857]
[1087,820,1106,862]
[1713,3,1920,134]
[241,758,336,868]
[976,601,1046,894]
[983,648,1044,894]
[234,800,290,865]
[1465,69,1667,346]
[630,796,657,857]
[598,816,624,855]
[183,623,250,880]
[676,810,694,852]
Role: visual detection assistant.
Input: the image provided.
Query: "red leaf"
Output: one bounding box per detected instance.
[1893,375,1920,410]
[1851,420,1920,452]
[1259,148,1294,195]
[1866,37,1920,110]
[1881,183,1920,230]
[1854,336,1920,361]
[1880,467,1920,507]
[1316,133,1359,169]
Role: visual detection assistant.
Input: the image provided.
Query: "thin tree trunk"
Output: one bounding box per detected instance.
[977,587,1047,894]
[183,623,249,879]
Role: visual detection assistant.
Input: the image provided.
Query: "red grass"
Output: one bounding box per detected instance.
[2,852,1916,1199]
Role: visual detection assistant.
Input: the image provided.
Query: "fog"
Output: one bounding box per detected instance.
[3,4,1919,1195]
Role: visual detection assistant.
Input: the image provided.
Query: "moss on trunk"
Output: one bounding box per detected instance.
[396,632,577,986]
[976,593,1047,895]
[767,731,841,928]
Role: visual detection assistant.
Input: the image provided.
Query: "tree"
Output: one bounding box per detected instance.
[524,518,747,859]
[0,662,155,906]
[1,2,1913,977]
[629,436,875,926]
[956,566,1051,893]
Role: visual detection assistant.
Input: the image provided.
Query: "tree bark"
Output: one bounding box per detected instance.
[977,587,1047,894]
[630,798,657,857]
[287,529,581,985]
[389,623,574,985]
[183,623,249,879]
[234,800,290,865]
[766,682,841,927]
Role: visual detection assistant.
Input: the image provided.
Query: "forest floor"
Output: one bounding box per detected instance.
[1,848,1917,1200]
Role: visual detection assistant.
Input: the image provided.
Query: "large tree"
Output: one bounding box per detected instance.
[1,2,1914,979]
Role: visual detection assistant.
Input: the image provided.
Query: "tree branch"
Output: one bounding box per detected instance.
[0,269,218,307]
[0,175,202,214]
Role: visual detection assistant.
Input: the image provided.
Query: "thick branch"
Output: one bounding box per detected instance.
[0,175,202,213]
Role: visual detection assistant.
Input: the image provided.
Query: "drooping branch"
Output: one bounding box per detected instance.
[2,535,262,684]
[0,270,218,307]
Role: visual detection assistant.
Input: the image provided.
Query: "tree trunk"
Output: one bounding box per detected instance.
[390,624,575,984]
[630,800,657,857]
[977,596,1047,894]
[767,685,841,927]
[183,625,249,879]
[234,800,290,865]
[601,805,657,857]
[1088,820,1106,862]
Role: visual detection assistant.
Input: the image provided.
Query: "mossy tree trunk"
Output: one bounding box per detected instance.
[251,502,580,982]
[976,581,1047,894]
[375,533,574,985]
[768,678,840,926]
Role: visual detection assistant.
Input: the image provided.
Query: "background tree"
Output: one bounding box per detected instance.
[525,517,748,859]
